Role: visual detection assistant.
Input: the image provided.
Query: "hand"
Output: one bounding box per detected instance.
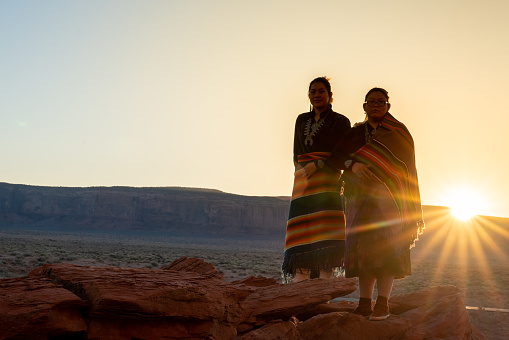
[352,162,372,181]
[302,162,317,179]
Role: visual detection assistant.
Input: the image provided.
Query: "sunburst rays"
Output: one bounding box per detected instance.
[413,208,509,308]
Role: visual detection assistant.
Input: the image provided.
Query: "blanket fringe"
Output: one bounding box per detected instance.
[282,243,345,283]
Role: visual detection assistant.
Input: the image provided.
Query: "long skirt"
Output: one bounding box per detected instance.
[282,152,346,281]
[343,174,411,279]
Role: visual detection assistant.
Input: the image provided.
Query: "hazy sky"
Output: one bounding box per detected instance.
[1,1,508,218]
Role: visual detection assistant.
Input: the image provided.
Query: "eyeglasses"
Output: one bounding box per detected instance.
[365,101,388,107]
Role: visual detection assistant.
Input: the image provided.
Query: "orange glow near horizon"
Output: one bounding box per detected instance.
[413,208,509,308]
[440,186,490,221]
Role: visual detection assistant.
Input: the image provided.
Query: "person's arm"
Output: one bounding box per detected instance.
[326,124,373,180]
[325,126,355,171]
[293,116,300,170]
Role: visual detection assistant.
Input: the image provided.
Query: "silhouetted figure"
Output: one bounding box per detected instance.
[328,87,425,320]
[282,77,350,282]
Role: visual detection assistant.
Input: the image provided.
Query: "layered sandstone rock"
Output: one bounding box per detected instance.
[0,183,289,237]
[0,257,484,340]
[0,276,87,339]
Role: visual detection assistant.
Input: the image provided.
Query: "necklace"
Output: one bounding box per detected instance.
[304,111,328,146]
[364,123,377,144]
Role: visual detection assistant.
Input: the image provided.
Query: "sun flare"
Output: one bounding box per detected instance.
[445,187,481,221]
[450,206,475,221]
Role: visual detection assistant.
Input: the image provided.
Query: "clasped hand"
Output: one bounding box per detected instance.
[352,162,372,181]
[295,162,317,179]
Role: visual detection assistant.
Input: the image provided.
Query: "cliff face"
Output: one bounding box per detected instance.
[0,183,290,237]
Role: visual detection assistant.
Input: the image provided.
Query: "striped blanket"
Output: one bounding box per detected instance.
[350,113,425,248]
[282,152,345,280]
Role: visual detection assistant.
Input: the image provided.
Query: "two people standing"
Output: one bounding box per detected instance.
[283,78,424,321]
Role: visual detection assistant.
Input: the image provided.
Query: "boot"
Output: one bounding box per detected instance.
[369,295,390,321]
[353,297,373,316]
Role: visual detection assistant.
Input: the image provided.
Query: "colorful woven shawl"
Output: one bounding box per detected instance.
[284,151,345,253]
[351,113,425,247]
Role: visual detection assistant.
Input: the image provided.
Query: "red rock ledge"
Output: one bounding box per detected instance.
[0,257,484,340]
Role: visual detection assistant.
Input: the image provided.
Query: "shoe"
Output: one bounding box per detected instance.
[369,303,390,321]
[353,305,373,317]
[352,297,373,317]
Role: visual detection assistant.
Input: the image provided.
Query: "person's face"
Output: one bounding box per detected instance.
[363,91,391,122]
[308,82,331,112]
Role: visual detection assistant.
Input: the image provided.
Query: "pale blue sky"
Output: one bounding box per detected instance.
[1,0,508,217]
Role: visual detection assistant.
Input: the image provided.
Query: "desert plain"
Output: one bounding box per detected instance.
[1,221,508,340]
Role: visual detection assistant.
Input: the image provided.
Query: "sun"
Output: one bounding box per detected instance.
[450,205,476,221]
[444,187,480,221]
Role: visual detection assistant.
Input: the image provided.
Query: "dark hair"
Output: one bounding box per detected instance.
[365,87,389,102]
[309,76,333,103]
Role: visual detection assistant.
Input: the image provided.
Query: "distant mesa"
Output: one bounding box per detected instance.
[0,182,290,238]
[0,182,507,242]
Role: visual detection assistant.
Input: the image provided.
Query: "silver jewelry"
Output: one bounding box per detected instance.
[304,114,328,146]
[365,123,376,144]
[357,172,362,178]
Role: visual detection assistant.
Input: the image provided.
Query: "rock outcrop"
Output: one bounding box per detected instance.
[0,257,484,340]
[0,183,289,237]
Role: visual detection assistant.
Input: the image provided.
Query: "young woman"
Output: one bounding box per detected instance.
[282,77,351,282]
[328,87,425,320]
